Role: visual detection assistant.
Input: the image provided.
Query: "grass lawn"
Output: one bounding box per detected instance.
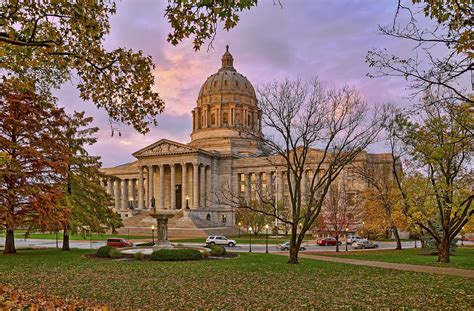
[0,249,472,309]
[317,247,474,270]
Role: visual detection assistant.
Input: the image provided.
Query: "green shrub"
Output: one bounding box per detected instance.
[208,245,226,256]
[109,248,123,259]
[133,251,145,260]
[96,246,115,258]
[150,249,203,261]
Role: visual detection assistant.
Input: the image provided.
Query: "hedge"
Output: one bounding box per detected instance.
[96,246,116,258]
[151,249,203,261]
[206,244,226,256]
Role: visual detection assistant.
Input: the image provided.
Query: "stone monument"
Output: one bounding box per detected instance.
[150,209,177,250]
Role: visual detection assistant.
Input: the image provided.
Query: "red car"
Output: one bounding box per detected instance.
[317,237,341,246]
[106,238,133,248]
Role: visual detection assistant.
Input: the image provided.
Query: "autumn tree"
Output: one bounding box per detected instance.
[60,112,122,251]
[388,94,473,263]
[356,162,406,249]
[0,79,69,254]
[1,1,164,133]
[220,78,386,264]
[321,180,362,252]
[235,206,270,236]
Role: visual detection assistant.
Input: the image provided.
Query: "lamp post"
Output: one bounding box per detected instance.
[345,227,349,252]
[265,224,269,254]
[238,222,242,238]
[185,195,190,209]
[151,225,155,245]
[249,226,252,253]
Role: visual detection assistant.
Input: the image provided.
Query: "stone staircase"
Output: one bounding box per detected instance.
[117,209,215,238]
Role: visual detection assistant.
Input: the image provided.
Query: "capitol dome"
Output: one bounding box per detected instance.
[189,46,263,155]
[198,48,256,100]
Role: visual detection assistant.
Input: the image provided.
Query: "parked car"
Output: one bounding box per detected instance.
[278,242,306,251]
[317,237,342,246]
[353,239,378,249]
[106,238,133,248]
[346,235,365,244]
[206,235,237,247]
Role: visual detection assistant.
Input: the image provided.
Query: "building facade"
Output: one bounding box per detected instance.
[102,47,393,234]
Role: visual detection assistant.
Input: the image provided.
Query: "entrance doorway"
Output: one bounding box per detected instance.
[175,184,182,209]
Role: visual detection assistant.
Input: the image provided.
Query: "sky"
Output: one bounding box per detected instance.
[56,0,437,168]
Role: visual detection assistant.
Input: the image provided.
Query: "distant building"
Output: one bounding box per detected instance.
[101,47,394,237]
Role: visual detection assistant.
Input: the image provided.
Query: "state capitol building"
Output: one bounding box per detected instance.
[102,47,392,236]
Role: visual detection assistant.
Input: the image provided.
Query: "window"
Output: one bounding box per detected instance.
[206,214,211,221]
[224,80,227,86]
[223,112,228,125]
[247,114,251,126]
[211,114,216,125]
[240,174,245,193]
[222,214,227,224]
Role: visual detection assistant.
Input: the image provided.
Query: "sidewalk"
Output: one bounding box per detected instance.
[296,253,474,278]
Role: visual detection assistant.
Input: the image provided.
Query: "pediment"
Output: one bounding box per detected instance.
[133,139,196,158]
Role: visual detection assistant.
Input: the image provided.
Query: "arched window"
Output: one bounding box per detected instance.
[235,81,239,87]
[206,214,211,221]
[213,81,217,87]
[224,80,227,86]
[223,112,228,125]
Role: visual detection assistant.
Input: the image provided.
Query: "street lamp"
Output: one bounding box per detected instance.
[249,226,253,253]
[151,225,155,245]
[238,222,242,238]
[345,227,349,252]
[185,195,190,209]
[128,197,134,209]
[265,224,269,254]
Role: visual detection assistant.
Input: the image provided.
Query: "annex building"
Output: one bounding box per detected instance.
[102,47,392,237]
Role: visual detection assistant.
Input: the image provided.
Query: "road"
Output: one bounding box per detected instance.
[0,238,450,253]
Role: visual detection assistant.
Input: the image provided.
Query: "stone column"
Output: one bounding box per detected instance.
[267,171,274,197]
[256,172,262,205]
[158,164,164,209]
[138,166,144,209]
[128,178,134,209]
[148,165,155,209]
[170,164,176,209]
[193,163,199,209]
[278,170,284,205]
[301,170,307,205]
[107,179,113,195]
[206,165,212,208]
[245,173,251,204]
[121,179,127,210]
[182,163,187,209]
[232,172,239,197]
[114,179,120,210]
[200,164,206,208]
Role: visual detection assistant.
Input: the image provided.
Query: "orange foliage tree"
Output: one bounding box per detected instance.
[0,80,70,253]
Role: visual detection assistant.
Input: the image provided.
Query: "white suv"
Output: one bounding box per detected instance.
[206,235,237,247]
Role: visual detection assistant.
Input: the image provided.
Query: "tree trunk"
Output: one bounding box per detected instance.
[62,226,70,251]
[335,235,340,252]
[392,226,402,250]
[4,228,16,254]
[437,237,451,263]
[287,224,299,264]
